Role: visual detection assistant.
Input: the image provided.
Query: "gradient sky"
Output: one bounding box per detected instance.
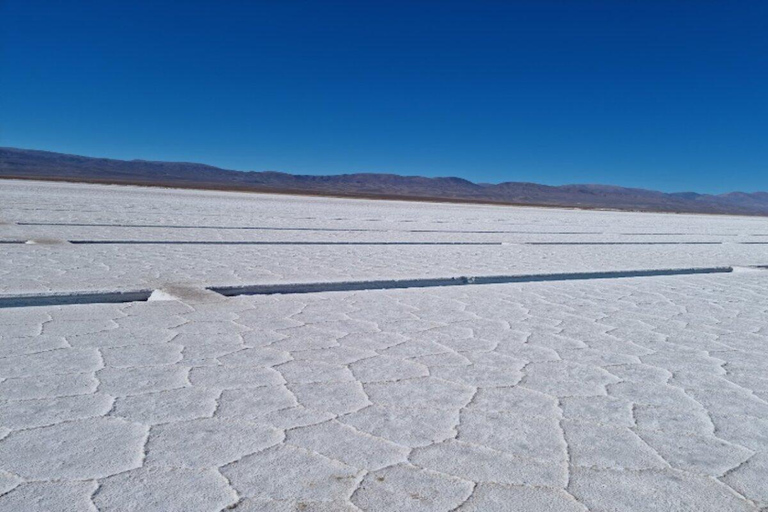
[2,1,767,193]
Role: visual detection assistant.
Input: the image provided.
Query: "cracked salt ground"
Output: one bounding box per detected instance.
[0,273,767,510]
[2,181,768,511]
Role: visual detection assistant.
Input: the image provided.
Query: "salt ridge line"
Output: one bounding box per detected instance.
[12,222,757,236]
[0,289,154,308]
[16,221,602,234]
[208,267,737,296]
[0,266,743,309]
[525,242,723,246]
[8,240,768,246]
[65,241,502,246]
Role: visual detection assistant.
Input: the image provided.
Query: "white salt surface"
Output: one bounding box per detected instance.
[0,179,767,511]
[3,180,768,295]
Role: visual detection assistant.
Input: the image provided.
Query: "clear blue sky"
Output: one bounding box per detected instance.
[2,1,766,193]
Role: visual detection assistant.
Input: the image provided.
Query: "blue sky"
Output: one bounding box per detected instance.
[2,1,767,193]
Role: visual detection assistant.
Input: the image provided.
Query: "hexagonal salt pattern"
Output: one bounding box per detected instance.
[2,181,768,511]
[0,271,767,511]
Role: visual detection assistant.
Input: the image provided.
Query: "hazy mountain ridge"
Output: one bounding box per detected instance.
[2,147,767,216]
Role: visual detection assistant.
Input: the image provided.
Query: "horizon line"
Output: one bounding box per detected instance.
[2,145,764,197]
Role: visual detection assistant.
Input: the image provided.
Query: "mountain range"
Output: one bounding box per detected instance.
[2,147,767,216]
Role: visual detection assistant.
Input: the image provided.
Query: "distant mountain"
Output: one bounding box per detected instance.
[2,147,768,216]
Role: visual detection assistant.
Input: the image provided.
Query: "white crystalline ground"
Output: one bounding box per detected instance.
[3,180,768,295]
[0,179,767,511]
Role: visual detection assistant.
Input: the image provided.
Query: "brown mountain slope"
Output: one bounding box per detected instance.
[2,147,767,216]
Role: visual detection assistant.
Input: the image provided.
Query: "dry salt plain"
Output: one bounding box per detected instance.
[2,179,768,512]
